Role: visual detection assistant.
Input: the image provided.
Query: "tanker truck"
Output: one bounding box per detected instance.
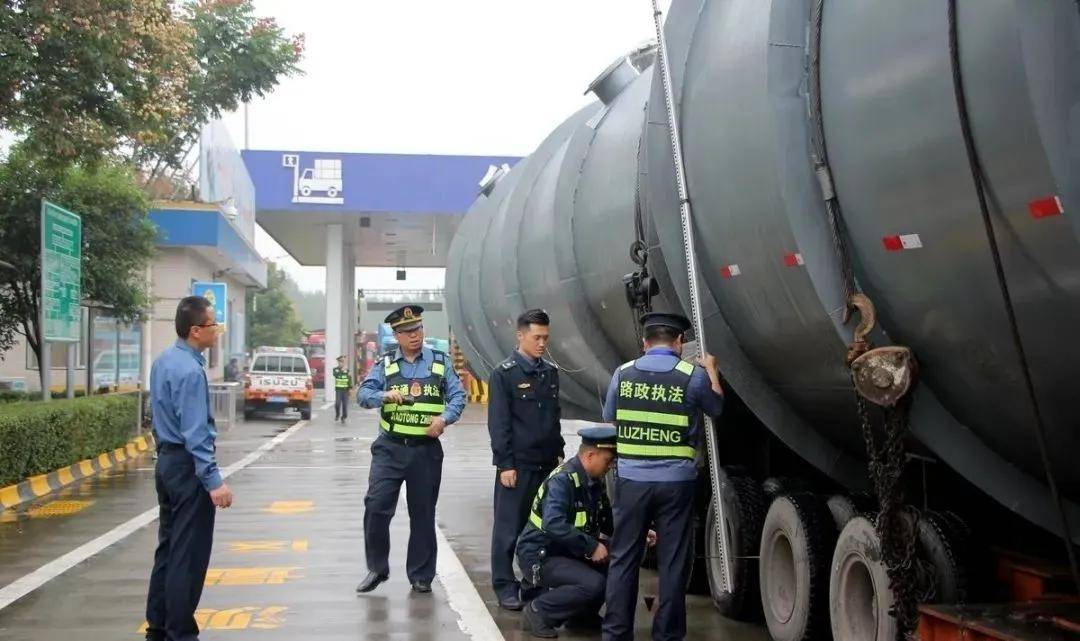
[446,2,1080,640]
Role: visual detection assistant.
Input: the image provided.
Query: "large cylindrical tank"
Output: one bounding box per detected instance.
[447,0,1080,540]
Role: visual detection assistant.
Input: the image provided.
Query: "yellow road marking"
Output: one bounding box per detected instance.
[228,540,309,553]
[262,500,314,515]
[28,475,50,497]
[57,467,75,486]
[204,567,301,586]
[138,606,287,632]
[26,500,94,518]
[78,459,95,476]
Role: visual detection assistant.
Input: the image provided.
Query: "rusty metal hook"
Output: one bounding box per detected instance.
[845,293,877,366]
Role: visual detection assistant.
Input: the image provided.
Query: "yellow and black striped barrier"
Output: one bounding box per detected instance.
[0,432,155,512]
[468,378,489,404]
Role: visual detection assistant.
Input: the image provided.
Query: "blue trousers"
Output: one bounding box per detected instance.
[602,478,695,641]
[146,445,216,641]
[363,434,444,583]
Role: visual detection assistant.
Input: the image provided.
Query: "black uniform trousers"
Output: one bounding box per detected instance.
[334,388,349,420]
[363,433,443,583]
[602,478,695,641]
[491,466,551,599]
[533,556,607,625]
[146,444,216,641]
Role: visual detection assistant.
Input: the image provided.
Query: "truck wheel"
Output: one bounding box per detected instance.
[918,510,968,604]
[243,409,253,421]
[829,516,897,641]
[826,493,875,531]
[759,493,836,641]
[300,405,312,420]
[706,474,765,621]
[327,187,339,197]
[300,186,311,196]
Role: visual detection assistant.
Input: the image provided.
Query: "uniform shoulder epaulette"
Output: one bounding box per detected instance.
[500,358,517,371]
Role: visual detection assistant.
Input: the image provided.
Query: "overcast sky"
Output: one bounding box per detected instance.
[220,0,669,292]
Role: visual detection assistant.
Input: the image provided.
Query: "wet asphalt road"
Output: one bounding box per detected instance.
[0,403,766,641]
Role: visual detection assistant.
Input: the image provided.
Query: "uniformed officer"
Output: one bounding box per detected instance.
[332,355,352,423]
[488,308,564,610]
[601,312,725,641]
[516,427,616,638]
[354,305,466,594]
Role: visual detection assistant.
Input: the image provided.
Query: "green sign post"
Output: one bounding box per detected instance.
[40,200,82,400]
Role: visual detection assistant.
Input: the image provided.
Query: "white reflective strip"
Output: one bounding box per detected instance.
[900,234,923,249]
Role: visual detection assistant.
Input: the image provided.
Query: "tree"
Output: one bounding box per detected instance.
[0,0,194,163]
[279,273,326,331]
[0,145,157,385]
[137,1,304,183]
[0,0,303,172]
[246,263,303,350]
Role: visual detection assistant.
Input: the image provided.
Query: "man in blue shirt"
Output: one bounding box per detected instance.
[354,305,466,595]
[601,312,724,641]
[145,296,233,641]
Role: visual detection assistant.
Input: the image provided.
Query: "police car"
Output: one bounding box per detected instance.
[244,346,314,420]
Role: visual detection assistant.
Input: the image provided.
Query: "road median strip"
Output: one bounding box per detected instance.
[0,432,155,512]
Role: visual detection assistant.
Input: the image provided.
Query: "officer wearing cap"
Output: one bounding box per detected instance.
[488,308,564,611]
[516,427,616,638]
[332,355,352,423]
[354,304,466,594]
[601,312,724,641]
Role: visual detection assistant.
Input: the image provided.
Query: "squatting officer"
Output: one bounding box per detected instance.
[601,312,725,641]
[332,355,352,423]
[355,305,466,594]
[488,308,564,611]
[516,427,616,638]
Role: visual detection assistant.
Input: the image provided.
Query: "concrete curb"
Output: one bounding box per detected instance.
[0,433,156,512]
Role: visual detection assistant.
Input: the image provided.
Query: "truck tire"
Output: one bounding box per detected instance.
[762,476,810,500]
[706,474,766,621]
[327,186,339,197]
[829,516,898,641]
[826,493,875,531]
[300,405,312,421]
[918,510,968,604]
[300,186,311,196]
[759,493,836,641]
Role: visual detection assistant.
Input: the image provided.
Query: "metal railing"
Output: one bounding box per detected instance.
[209,382,242,429]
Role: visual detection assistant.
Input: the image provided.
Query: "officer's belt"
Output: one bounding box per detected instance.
[378,431,437,447]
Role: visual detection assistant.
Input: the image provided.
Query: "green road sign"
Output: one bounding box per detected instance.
[41,200,82,342]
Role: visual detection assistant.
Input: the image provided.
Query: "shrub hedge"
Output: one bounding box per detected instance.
[0,394,139,487]
[0,389,88,403]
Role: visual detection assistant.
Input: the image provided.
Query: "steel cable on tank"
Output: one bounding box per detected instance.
[946,0,1080,593]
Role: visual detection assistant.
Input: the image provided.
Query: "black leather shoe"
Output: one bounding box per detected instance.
[498,593,524,611]
[356,571,389,593]
[523,603,558,638]
[411,580,432,593]
[144,631,166,641]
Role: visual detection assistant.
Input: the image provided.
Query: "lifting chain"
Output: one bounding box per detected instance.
[847,295,932,640]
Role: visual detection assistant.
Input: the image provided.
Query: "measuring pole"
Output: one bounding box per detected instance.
[649,0,735,594]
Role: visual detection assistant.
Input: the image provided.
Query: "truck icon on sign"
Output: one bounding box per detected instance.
[282,154,344,204]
